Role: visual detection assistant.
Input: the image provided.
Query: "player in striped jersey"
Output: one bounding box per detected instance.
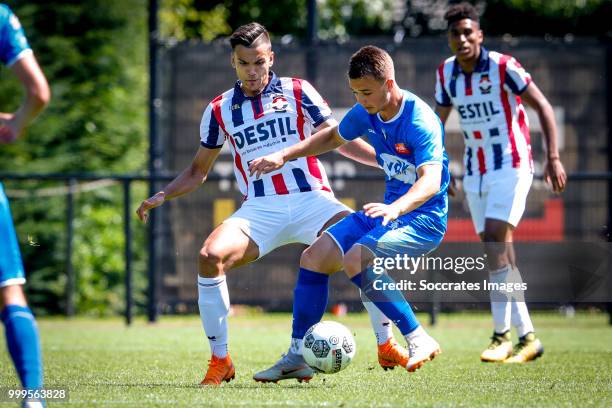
[434,2,566,363]
[136,23,409,385]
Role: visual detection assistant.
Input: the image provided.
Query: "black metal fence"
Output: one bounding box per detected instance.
[2,172,611,325]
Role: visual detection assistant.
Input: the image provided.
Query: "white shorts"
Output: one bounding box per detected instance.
[464,171,533,234]
[223,190,352,257]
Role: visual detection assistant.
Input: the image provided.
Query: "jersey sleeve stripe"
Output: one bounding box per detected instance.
[200,140,223,149]
[516,77,532,95]
[505,58,532,94]
[213,96,249,196]
[435,64,452,106]
[302,88,329,127]
[204,102,222,148]
[504,70,522,94]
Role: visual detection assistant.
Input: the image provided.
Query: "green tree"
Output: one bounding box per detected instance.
[158,0,397,42]
[1,0,148,315]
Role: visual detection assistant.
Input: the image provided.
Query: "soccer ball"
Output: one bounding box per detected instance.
[302,321,356,374]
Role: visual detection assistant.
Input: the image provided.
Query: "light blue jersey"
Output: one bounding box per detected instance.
[326,89,450,259]
[0,4,30,66]
[338,89,450,229]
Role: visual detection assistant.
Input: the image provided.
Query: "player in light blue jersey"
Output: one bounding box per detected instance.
[1,3,50,405]
[250,45,449,376]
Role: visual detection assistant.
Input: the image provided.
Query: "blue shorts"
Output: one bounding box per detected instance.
[0,183,25,287]
[325,210,446,259]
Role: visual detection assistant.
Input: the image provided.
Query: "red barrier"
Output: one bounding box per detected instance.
[445,199,564,242]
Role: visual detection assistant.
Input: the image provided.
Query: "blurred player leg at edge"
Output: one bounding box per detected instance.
[1,4,51,407]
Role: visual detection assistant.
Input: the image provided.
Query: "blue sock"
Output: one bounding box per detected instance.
[1,305,43,390]
[291,268,329,339]
[350,269,419,335]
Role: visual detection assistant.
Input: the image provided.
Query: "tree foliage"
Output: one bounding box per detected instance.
[157,0,612,42]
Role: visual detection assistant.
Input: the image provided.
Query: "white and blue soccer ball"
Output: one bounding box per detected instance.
[302,321,356,374]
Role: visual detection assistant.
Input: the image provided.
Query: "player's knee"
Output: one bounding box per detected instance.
[0,285,27,309]
[483,241,510,270]
[198,246,224,276]
[342,249,363,278]
[300,244,341,274]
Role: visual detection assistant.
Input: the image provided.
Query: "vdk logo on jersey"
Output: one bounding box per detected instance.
[271,95,288,112]
[380,153,416,184]
[479,74,492,94]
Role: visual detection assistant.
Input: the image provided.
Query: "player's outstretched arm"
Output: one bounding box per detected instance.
[521,82,567,193]
[248,124,346,178]
[364,163,442,226]
[136,146,221,222]
[0,53,50,143]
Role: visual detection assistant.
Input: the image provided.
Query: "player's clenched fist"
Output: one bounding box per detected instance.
[248,150,286,178]
[136,191,166,223]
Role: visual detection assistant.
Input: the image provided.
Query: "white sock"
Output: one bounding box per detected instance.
[360,290,393,345]
[489,264,512,334]
[509,267,534,337]
[404,325,426,344]
[290,337,302,355]
[198,275,230,358]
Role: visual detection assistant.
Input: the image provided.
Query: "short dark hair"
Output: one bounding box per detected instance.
[229,22,271,50]
[348,45,394,82]
[444,2,479,26]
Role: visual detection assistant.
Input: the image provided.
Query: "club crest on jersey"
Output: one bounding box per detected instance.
[271,95,289,112]
[479,74,492,94]
[395,143,410,155]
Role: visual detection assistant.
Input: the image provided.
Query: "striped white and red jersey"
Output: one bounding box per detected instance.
[435,47,534,189]
[200,72,333,200]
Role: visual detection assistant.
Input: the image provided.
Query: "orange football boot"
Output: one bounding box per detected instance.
[201,354,236,386]
[378,337,409,370]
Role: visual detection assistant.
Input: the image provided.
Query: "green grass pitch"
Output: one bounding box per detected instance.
[1,312,611,407]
